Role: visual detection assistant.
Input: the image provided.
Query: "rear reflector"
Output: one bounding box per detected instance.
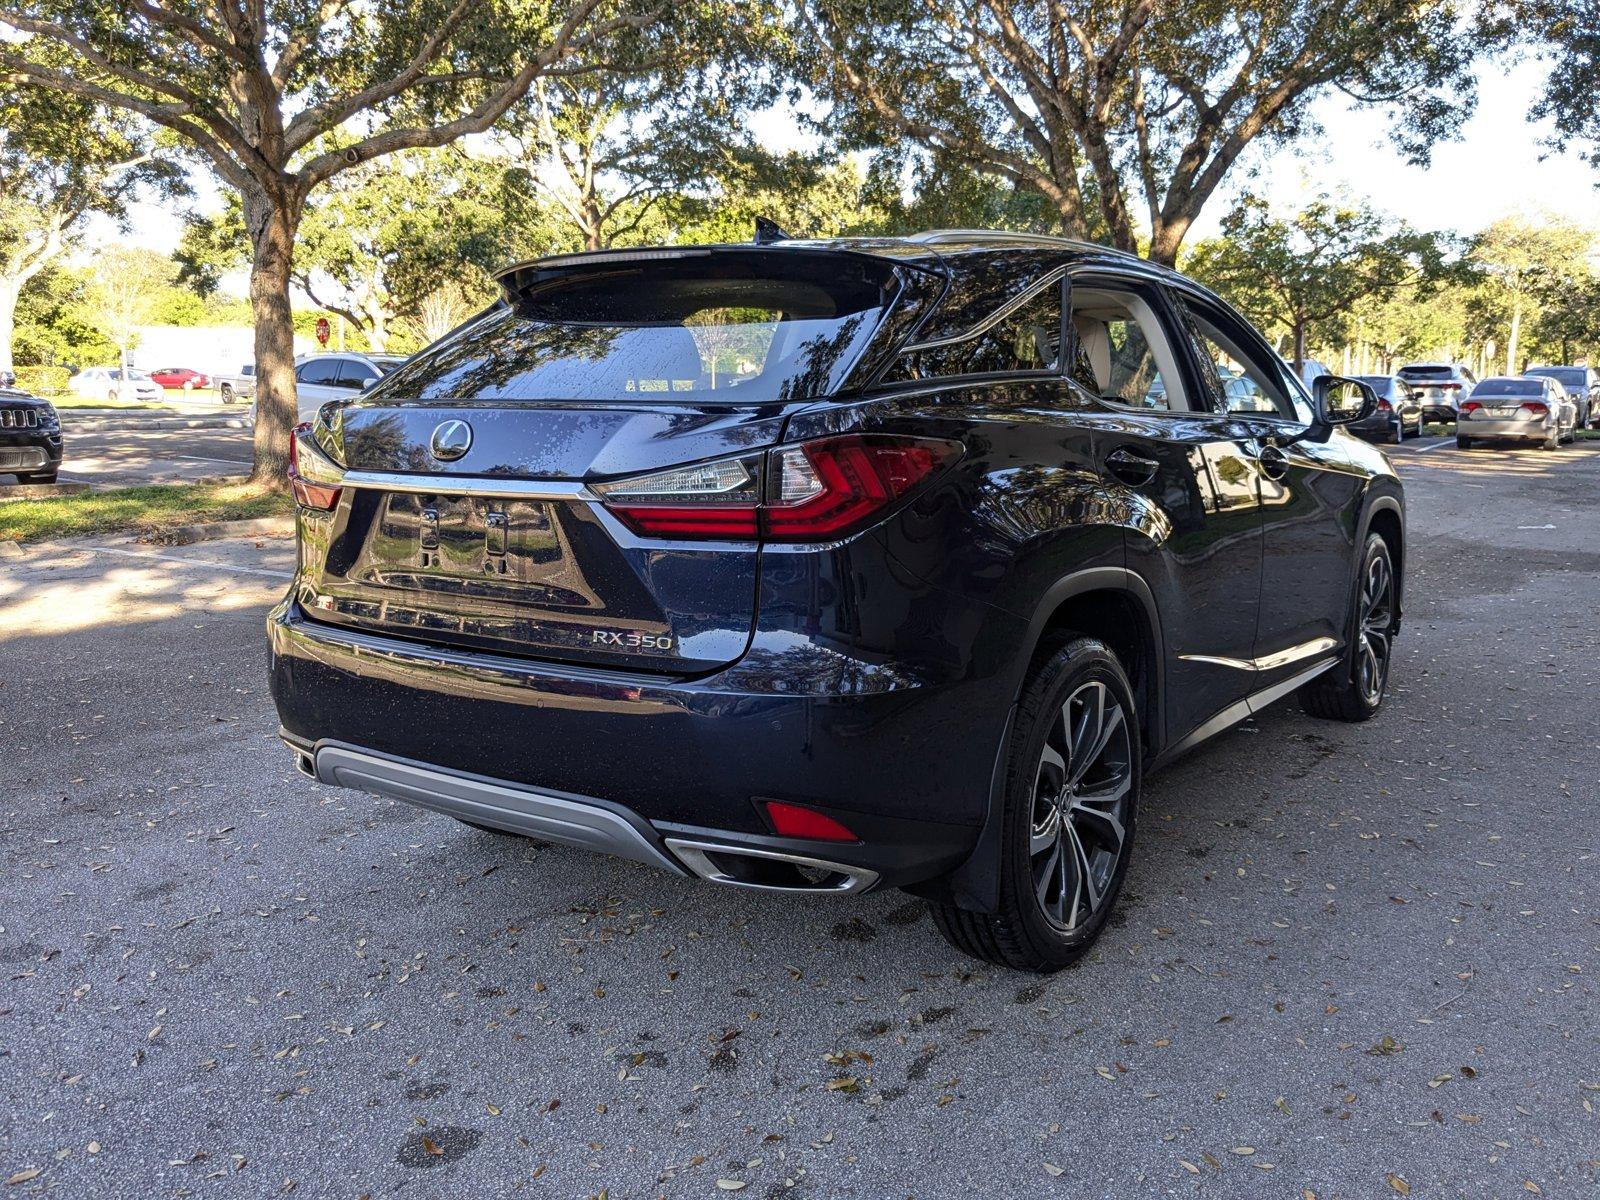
[596,434,960,542]
[763,800,860,843]
[288,422,343,510]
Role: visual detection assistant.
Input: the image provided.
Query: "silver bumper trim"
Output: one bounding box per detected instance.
[312,744,688,875]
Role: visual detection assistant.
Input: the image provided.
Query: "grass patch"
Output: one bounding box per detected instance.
[49,395,168,410]
[0,480,291,544]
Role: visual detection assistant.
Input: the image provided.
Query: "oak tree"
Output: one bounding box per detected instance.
[0,0,661,484]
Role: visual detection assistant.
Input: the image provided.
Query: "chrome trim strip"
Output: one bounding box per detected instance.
[1179,636,1338,673]
[1163,658,1338,759]
[664,838,879,894]
[902,265,1068,353]
[313,745,688,875]
[337,470,592,501]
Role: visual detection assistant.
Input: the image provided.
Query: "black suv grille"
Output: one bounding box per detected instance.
[0,407,40,429]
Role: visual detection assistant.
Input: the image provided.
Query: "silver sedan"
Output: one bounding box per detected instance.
[1456,376,1576,450]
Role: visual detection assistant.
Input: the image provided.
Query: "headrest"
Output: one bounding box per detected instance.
[1072,315,1111,392]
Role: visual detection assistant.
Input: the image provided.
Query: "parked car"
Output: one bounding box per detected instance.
[1397,362,1478,423]
[214,363,255,405]
[148,366,211,392]
[268,230,1402,971]
[248,353,408,423]
[68,366,164,403]
[0,380,63,483]
[1457,376,1576,450]
[1298,359,1334,389]
[1351,374,1424,442]
[1524,365,1597,430]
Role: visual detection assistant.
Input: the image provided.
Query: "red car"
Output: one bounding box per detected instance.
[148,367,211,391]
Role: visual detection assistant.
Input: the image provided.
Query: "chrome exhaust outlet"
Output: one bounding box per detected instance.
[664,839,878,894]
[294,751,315,778]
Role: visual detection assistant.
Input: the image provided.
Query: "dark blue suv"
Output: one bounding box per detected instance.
[268,230,1404,970]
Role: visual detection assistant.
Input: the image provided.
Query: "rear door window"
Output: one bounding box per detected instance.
[297,359,343,387]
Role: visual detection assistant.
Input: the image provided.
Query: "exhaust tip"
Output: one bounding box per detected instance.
[664,838,878,894]
[295,752,316,779]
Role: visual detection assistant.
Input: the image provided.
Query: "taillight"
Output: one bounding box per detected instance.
[1377,398,1393,411]
[1519,401,1549,417]
[595,434,960,542]
[288,421,342,510]
[1460,401,1482,414]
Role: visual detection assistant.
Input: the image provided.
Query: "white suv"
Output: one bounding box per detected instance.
[251,353,407,422]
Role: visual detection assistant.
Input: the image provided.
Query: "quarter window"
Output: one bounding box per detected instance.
[893,282,1062,381]
[1066,285,1182,411]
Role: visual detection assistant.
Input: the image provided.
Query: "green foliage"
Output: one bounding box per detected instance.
[1184,195,1451,365]
[11,364,69,396]
[799,0,1487,262]
[1467,216,1596,370]
[11,266,114,368]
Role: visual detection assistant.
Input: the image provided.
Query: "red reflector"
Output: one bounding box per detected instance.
[763,801,859,843]
[606,505,758,537]
[288,421,342,511]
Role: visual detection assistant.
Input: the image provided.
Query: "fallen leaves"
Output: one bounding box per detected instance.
[1367,1036,1405,1056]
[6,1169,42,1186]
[1386,1173,1411,1195]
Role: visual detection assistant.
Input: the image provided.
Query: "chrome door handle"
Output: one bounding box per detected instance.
[1105,446,1159,486]
[1258,444,1288,480]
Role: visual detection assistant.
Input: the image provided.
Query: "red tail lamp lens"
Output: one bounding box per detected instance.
[1520,401,1549,416]
[598,435,959,542]
[1460,401,1482,414]
[763,801,860,843]
[288,422,342,510]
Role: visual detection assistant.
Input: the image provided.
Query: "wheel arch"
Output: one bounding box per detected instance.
[1361,494,1405,616]
[909,566,1166,915]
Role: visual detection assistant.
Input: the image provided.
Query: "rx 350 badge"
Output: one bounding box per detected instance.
[591,630,673,650]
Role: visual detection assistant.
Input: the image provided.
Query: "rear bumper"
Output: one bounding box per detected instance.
[1458,418,1549,440]
[269,599,997,889]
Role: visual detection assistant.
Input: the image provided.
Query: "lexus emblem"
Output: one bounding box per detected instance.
[430,419,473,461]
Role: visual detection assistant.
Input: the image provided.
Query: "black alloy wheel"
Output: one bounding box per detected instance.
[932,637,1140,971]
[1300,533,1398,722]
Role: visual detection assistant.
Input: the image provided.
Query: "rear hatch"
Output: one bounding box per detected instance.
[293,247,926,674]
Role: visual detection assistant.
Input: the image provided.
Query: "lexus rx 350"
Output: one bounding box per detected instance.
[268,230,1403,971]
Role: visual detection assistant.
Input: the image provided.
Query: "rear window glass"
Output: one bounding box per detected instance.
[1526,368,1582,386]
[1472,379,1541,397]
[1356,376,1396,396]
[1399,366,1453,380]
[376,252,895,404]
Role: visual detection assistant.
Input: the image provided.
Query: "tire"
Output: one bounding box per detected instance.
[1385,420,1402,445]
[1541,426,1558,451]
[1414,410,1425,438]
[1299,533,1397,723]
[931,637,1140,972]
[219,383,234,404]
[1456,436,1471,450]
[182,380,194,394]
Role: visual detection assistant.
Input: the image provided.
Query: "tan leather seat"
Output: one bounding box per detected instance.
[1072,315,1112,392]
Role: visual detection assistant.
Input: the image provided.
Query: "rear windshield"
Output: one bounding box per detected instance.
[377,251,896,404]
[1399,366,1453,380]
[1356,376,1396,396]
[1472,379,1541,397]
[1526,368,1582,386]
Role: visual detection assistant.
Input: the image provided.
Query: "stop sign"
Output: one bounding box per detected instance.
[315,317,331,346]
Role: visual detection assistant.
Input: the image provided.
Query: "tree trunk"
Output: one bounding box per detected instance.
[244,184,303,490]
[1148,220,1186,268]
[1505,294,1522,376]
[1292,320,1307,375]
[0,279,18,375]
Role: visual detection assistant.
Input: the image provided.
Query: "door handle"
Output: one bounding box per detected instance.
[1258,444,1288,481]
[1105,446,1160,486]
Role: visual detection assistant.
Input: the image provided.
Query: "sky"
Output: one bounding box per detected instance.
[100,52,1595,274]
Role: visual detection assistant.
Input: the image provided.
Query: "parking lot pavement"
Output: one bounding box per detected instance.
[54,421,255,488]
[2,448,1597,1199]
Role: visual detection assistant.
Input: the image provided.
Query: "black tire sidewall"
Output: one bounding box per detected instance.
[1000,639,1141,967]
[1341,534,1394,718]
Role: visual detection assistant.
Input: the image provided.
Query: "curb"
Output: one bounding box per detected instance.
[62,412,250,431]
[148,514,295,545]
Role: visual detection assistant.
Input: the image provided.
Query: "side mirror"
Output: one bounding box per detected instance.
[359,376,377,392]
[1290,374,1376,444]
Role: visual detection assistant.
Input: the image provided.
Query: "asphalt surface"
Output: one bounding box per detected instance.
[2,440,1597,1198]
[53,415,253,488]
